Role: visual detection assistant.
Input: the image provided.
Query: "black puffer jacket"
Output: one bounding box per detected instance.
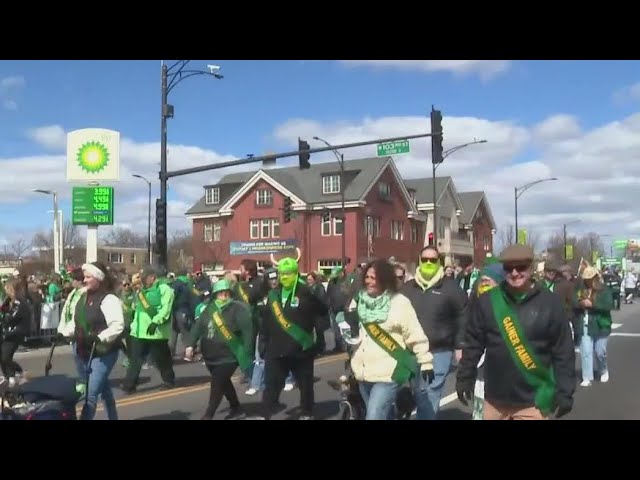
[456,284,576,410]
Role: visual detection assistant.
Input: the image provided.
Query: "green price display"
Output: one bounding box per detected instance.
[72,186,115,225]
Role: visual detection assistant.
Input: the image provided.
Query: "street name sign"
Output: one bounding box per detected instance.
[377,140,410,156]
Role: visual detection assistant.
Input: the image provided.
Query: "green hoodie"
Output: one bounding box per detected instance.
[131,280,175,340]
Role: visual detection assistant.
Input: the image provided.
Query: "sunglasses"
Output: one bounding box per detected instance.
[503,264,530,273]
[396,275,405,280]
[420,258,439,264]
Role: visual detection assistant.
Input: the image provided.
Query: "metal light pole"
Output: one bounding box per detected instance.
[159,60,223,269]
[514,178,558,242]
[431,139,488,245]
[563,220,581,262]
[313,137,347,271]
[133,174,152,265]
[33,189,60,271]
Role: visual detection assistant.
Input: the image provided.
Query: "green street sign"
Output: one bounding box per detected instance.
[377,140,410,156]
[72,186,115,225]
[613,239,628,249]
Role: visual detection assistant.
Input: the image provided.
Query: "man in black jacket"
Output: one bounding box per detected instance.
[257,255,327,420]
[456,244,576,420]
[402,245,468,420]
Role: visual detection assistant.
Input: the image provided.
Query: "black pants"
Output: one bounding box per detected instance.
[0,339,23,378]
[123,337,175,390]
[168,312,191,357]
[262,354,315,418]
[203,362,241,418]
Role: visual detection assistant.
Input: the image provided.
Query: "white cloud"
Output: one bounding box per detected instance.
[339,60,512,80]
[27,125,67,150]
[613,82,640,104]
[0,75,25,111]
[272,111,640,251]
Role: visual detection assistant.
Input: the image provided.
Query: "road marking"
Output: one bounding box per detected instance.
[440,392,458,407]
[610,333,640,338]
[612,323,623,330]
[88,352,348,412]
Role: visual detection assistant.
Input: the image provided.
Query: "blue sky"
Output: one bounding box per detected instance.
[1,59,640,253]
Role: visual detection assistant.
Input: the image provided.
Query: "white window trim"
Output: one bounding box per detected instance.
[204,224,213,242]
[256,189,273,205]
[333,217,343,236]
[321,215,332,236]
[250,220,260,239]
[213,223,221,242]
[261,219,271,239]
[271,219,280,239]
[322,175,340,194]
[205,187,220,205]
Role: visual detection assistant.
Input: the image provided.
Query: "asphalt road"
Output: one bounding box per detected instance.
[12,301,640,420]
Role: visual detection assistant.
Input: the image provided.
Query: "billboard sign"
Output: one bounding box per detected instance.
[67,128,120,182]
[229,239,298,256]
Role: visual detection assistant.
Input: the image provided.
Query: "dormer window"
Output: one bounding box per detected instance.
[205,187,220,205]
[323,174,340,194]
[378,182,391,199]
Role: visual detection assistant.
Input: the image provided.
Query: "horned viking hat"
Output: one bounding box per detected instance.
[270,248,302,274]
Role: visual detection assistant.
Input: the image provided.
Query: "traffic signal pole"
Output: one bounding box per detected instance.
[157,131,437,270]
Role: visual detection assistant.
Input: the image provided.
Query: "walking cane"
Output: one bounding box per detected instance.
[44,340,57,377]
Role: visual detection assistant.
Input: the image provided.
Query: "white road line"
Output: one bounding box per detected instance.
[610,333,640,338]
[612,323,623,330]
[440,391,459,406]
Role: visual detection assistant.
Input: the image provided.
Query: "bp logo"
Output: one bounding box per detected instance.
[76,141,110,174]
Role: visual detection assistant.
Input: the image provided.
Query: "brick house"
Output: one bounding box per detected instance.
[100,246,146,276]
[457,191,497,267]
[186,156,427,276]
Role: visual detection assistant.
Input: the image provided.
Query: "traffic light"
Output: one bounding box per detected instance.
[283,196,293,223]
[298,137,311,170]
[321,209,331,223]
[428,232,434,246]
[431,106,443,164]
[155,199,167,254]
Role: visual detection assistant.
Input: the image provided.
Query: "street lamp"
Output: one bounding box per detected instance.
[132,174,152,265]
[158,60,224,269]
[432,139,488,245]
[514,178,558,240]
[313,137,347,271]
[33,189,61,272]
[563,220,581,262]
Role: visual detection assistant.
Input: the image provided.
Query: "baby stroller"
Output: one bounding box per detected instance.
[0,341,94,420]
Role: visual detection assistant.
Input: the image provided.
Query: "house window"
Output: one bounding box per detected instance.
[204,224,213,242]
[131,254,137,264]
[391,220,404,241]
[213,223,221,242]
[322,175,340,194]
[256,189,273,205]
[250,218,279,239]
[439,217,448,240]
[205,187,220,205]
[411,223,419,243]
[483,235,490,251]
[318,259,343,276]
[250,220,260,239]
[108,252,123,264]
[363,216,381,238]
[322,214,332,236]
[333,217,343,235]
[378,182,391,199]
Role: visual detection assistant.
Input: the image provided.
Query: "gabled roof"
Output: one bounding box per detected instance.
[458,191,497,230]
[186,156,417,216]
[403,176,464,211]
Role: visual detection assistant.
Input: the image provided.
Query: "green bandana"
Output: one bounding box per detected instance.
[357,290,392,324]
[215,298,232,310]
[419,262,440,280]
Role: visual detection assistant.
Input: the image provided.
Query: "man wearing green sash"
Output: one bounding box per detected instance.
[122,265,176,394]
[456,244,576,420]
[256,252,328,420]
[184,279,253,420]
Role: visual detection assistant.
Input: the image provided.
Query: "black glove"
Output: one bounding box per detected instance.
[147,323,158,336]
[554,398,572,419]
[456,383,474,406]
[421,368,435,384]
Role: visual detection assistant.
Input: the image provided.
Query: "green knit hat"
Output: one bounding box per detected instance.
[212,279,231,294]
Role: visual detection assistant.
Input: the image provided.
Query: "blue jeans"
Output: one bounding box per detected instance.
[250,339,294,391]
[359,381,398,420]
[74,346,119,420]
[580,326,609,382]
[412,350,453,420]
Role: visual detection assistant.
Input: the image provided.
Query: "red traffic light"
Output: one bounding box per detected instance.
[428,232,434,246]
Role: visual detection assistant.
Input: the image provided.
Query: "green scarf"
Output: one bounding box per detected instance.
[414,266,445,291]
[357,290,392,324]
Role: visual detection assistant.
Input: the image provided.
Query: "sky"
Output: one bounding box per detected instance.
[1,59,640,254]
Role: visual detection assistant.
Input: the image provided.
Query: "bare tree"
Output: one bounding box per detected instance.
[545,231,605,270]
[168,229,193,272]
[9,238,30,258]
[105,227,146,248]
[496,223,516,251]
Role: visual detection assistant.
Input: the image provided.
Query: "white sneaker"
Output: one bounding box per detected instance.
[580,380,592,387]
[245,388,258,396]
[284,383,294,392]
[600,372,609,383]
